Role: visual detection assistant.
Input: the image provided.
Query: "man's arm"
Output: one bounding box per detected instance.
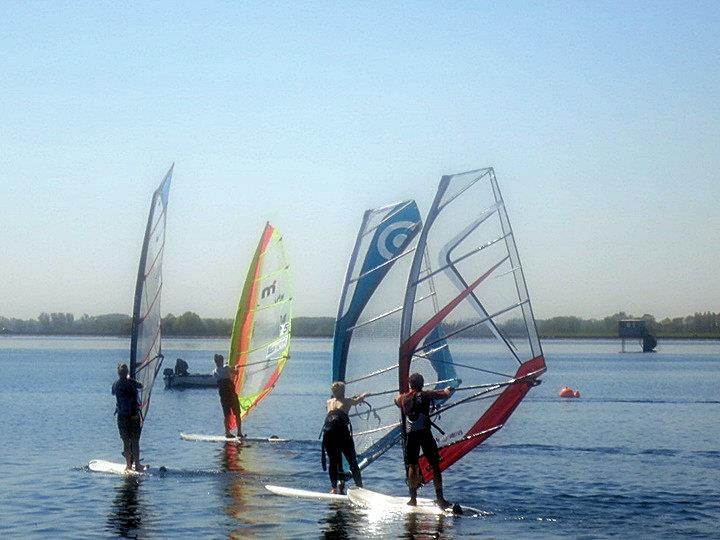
[350,392,370,405]
[427,387,453,400]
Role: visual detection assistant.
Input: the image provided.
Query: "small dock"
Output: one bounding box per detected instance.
[618,319,657,352]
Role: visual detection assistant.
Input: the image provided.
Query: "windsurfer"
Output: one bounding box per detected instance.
[112,362,144,471]
[213,354,243,438]
[322,381,368,494]
[395,372,454,510]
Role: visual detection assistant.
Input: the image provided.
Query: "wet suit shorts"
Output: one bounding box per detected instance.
[217,379,238,416]
[118,414,142,440]
[405,429,439,466]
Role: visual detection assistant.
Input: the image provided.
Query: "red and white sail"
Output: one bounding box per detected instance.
[399,168,546,482]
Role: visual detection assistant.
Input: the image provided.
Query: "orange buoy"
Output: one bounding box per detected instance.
[573,390,580,398]
[559,386,579,398]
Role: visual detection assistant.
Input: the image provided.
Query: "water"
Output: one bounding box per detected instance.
[1,336,718,538]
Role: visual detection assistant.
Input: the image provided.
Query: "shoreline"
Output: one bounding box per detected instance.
[0,332,717,340]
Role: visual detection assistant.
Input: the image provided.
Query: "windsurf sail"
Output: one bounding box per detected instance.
[332,201,457,469]
[227,222,292,428]
[129,165,173,426]
[399,167,546,483]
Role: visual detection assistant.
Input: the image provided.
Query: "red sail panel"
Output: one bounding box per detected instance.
[417,355,546,482]
[399,257,507,392]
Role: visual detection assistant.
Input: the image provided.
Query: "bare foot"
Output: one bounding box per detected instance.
[407,498,417,506]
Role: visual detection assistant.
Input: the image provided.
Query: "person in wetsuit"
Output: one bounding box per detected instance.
[212,354,243,438]
[112,362,144,471]
[322,381,369,494]
[395,372,454,509]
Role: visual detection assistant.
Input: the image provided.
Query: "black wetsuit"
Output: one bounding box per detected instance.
[112,377,143,464]
[399,390,446,466]
[321,408,363,489]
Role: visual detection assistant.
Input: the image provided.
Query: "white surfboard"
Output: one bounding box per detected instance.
[180,432,288,443]
[88,459,162,476]
[347,487,483,516]
[265,484,348,501]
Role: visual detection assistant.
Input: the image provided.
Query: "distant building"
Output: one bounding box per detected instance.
[618,319,657,352]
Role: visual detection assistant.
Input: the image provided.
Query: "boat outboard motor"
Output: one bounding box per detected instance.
[174,358,189,376]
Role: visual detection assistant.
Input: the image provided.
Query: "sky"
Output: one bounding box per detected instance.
[1,1,718,321]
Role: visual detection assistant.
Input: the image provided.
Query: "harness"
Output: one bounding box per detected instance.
[403,391,445,435]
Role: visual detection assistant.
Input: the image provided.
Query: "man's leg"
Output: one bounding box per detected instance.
[406,464,422,505]
[131,437,141,470]
[405,433,421,505]
[119,418,132,470]
[422,434,450,509]
[122,437,132,470]
[219,389,233,437]
[341,436,363,488]
[231,394,242,437]
[325,436,342,492]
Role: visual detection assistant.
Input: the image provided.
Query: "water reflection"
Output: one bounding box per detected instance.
[402,512,447,539]
[318,503,357,539]
[106,476,145,539]
[221,442,254,538]
[222,442,247,518]
[221,441,245,474]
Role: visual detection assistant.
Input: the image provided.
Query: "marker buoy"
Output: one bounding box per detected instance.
[559,386,580,398]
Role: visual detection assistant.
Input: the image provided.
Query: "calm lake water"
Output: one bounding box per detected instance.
[0,336,718,539]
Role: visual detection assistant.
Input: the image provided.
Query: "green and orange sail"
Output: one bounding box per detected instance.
[227,222,292,430]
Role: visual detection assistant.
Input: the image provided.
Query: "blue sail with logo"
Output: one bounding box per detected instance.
[331,200,456,469]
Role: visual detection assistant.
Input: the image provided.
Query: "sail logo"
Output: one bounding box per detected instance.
[279,313,290,335]
[436,429,463,444]
[376,220,416,260]
[261,281,276,299]
[266,335,289,360]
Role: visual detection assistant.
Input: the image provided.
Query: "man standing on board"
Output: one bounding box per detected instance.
[322,381,368,494]
[213,354,243,438]
[395,372,453,509]
[112,363,144,471]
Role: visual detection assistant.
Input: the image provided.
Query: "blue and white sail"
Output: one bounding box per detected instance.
[332,200,457,469]
[129,165,173,426]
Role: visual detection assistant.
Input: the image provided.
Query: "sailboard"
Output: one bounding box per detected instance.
[90,165,172,473]
[399,167,546,483]
[179,433,288,443]
[265,484,348,501]
[88,459,166,476]
[227,222,292,428]
[347,487,482,516]
[331,200,458,471]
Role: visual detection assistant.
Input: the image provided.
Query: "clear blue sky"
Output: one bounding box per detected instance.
[1,1,718,320]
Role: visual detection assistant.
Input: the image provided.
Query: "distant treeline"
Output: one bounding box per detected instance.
[0,311,718,339]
